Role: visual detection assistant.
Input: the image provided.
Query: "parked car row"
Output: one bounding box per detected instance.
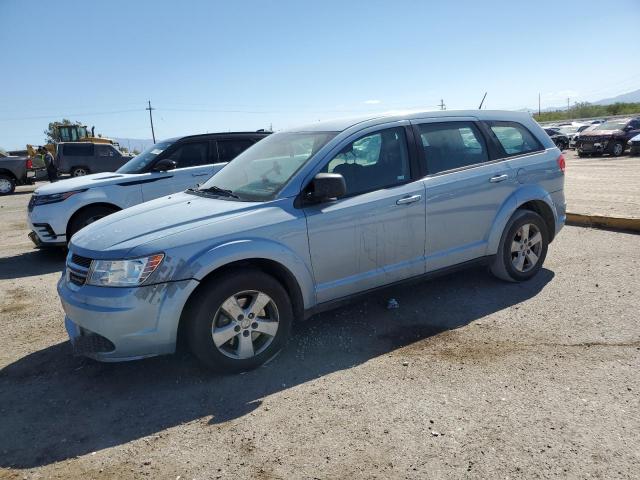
[24,110,567,374]
[542,117,640,157]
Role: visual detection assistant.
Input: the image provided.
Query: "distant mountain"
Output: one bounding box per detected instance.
[526,89,640,112]
[112,137,154,153]
[592,89,640,105]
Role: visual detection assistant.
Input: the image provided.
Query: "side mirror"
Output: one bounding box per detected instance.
[306,173,346,202]
[152,159,177,172]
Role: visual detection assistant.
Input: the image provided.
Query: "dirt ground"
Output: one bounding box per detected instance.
[1,175,639,479]
[564,149,640,219]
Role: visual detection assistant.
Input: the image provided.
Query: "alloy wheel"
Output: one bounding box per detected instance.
[72,168,88,177]
[510,223,543,273]
[211,290,280,360]
[0,178,12,194]
[613,143,623,156]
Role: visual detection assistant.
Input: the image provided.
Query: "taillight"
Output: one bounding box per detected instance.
[26,158,33,169]
[557,154,565,174]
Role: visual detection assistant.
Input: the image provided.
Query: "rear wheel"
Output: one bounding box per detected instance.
[577,151,589,158]
[0,174,16,195]
[187,269,293,372]
[490,210,549,282]
[71,167,89,177]
[67,205,118,241]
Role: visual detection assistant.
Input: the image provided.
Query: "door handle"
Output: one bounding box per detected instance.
[396,194,422,205]
[489,174,509,183]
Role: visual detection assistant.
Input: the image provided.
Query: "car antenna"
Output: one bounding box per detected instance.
[478,92,487,110]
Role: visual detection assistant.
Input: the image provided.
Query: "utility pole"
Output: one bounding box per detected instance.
[439,99,446,110]
[567,97,570,112]
[538,93,541,116]
[146,100,156,143]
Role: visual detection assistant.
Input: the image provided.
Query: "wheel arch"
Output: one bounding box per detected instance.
[487,187,559,254]
[66,202,121,239]
[176,257,307,349]
[0,168,18,181]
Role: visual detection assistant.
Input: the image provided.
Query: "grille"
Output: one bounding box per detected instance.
[67,254,93,286]
[71,254,92,268]
[71,332,115,355]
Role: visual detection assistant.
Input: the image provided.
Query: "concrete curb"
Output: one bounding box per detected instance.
[566,213,640,233]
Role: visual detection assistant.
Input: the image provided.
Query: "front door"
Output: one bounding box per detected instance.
[304,126,426,304]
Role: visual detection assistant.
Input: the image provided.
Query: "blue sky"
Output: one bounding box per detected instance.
[1,0,639,149]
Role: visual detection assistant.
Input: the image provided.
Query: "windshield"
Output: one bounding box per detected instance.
[117,140,175,174]
[198,131,337,201]
[596,121,626,131]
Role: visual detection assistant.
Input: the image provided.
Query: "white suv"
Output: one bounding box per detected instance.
[28,132,269,246]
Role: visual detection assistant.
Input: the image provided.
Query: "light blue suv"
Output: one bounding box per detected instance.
[58,110,566,372]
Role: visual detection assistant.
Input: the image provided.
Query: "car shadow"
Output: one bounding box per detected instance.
[0,267,554,468]
[0,248,66,280]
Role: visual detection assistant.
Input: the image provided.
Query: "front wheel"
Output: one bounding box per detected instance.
[490,210,549,282]
[611,141,624,157]
[187,269,293,372]
[67,205,119,241]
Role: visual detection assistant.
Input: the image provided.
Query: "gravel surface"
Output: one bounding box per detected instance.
[1,184,639,479]
[564,149,640,218]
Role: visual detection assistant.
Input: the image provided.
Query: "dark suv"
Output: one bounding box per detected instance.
[575,117,640,157]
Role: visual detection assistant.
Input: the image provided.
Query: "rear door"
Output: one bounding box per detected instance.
[141,140,215,201]
[412,119,519,271]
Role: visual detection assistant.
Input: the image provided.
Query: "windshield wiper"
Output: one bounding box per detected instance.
[197,185,239,199]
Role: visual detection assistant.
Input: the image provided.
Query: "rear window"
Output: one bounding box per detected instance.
[415,121,489,174]
[62,143,94,156]
[486,121,543,156]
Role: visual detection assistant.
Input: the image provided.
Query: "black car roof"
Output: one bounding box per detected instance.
[162,131,272,143]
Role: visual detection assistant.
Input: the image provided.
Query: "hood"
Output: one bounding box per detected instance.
[629,133,640,142]
[33,172,139,195]
[580,129,621,137]
[71,192,268,257]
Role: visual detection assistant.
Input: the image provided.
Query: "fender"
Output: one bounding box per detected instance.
[176,237,317,310]
[486,185,558,255]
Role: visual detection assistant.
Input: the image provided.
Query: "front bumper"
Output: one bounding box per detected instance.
[58,275,200,361]
[28,204,68,246]
[629,144,640,156]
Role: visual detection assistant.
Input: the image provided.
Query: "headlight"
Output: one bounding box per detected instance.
[87,254,164,287]
[32,189,86,206]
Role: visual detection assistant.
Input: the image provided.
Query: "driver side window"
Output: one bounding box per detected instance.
[164,142,209,168]
[323,127,410,196]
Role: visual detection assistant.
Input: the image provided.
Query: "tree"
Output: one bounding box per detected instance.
[43,119,84,143]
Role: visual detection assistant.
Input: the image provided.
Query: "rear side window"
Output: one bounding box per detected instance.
[486,121,542,156]
[62,143,94,156]
[415,122,488,175]
[96,145,116,157]
[216,139,254,162]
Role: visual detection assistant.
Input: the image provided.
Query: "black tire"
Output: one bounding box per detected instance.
[70,166,90,177]
[67,205,118,241]
[611,141,624,157]
[187,269,293,373]
[490,210,549,282]
[577,151,588,158]
[0,174,16,195]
